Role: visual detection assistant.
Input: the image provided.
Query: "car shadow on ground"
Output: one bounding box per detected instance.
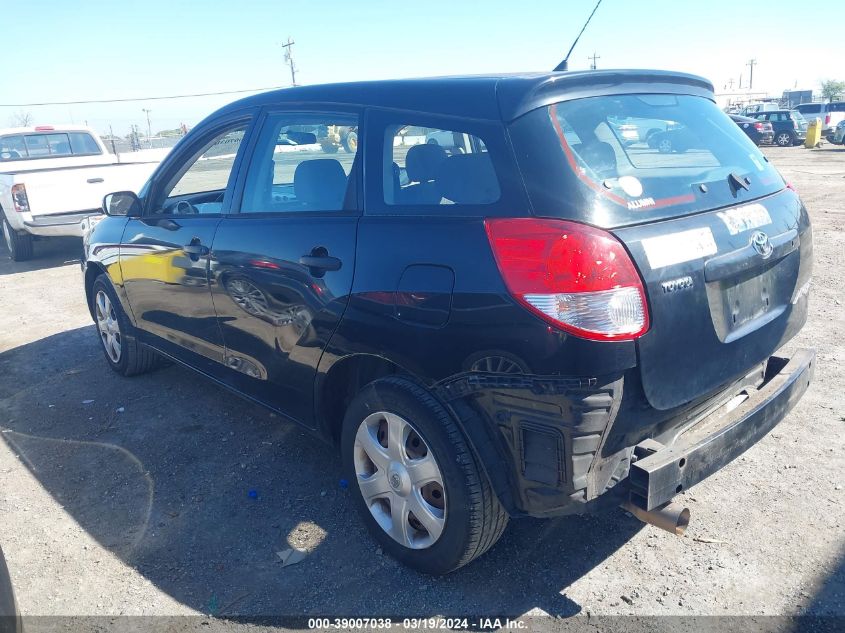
[0,238,81,276]
[0,326,643,618]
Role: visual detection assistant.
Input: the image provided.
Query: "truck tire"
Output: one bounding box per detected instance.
[91,274,163,377]
[1,213,34,262]
[342,130,358,153]
[341,376,508,575]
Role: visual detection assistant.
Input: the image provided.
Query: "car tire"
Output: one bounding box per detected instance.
[426,138,439,145]
[341,376,508,575]
[1,212,34,262]
[776,131,794,147]
[657,137,673,153]
[91,274,163,377]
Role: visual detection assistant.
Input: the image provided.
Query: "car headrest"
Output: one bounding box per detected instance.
[436,154,500,205]
[405,143,447,183]
[294,159,348,209]
[579,141,617,178]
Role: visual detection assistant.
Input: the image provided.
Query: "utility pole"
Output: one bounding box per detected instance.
[587,52,600,70]
[141,108,152,148]
[281,37,297,86]
[747,58,757,90]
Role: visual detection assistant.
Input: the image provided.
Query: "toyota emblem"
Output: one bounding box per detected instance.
[751,231,773,259]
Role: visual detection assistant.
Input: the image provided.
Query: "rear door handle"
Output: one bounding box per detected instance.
[299,255,342,271]
[183,242,209,256]
[87,177,105,184]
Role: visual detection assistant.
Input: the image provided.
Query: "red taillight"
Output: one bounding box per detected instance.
[825,114,831,125]
[786,182,797,192]
[754,122,764,131]
[485,218,650,341]
[34,125,54,131]
[11,184,29,213]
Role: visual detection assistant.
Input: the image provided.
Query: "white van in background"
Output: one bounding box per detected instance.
[794,102,845,140]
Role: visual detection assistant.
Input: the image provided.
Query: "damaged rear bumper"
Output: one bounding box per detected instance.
[438,348,814,518]
[628,348,815,511]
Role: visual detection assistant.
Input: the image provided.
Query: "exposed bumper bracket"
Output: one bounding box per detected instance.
[628,348,815,511]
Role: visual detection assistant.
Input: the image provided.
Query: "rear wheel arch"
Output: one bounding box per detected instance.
[317,354,408,443]
[317,353,517,515]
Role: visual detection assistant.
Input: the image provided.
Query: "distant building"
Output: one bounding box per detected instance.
[782,89,814,108]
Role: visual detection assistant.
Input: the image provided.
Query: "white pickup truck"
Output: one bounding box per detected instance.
[0,125,162,261]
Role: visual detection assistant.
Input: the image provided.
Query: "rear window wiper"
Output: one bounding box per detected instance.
[728,172,751,193]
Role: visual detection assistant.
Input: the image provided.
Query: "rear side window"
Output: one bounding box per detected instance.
[384,125,500,206]
[509,93,785,227]
[798,104,822,114]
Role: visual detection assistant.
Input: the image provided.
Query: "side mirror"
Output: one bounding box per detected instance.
[103,191,142,217]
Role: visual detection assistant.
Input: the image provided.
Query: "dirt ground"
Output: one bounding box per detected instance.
[0,145,843,627]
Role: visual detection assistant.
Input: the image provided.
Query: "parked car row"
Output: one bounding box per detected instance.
[747,110,809,147]
[730,114,774,146]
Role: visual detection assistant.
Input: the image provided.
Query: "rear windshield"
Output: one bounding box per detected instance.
[509,93,786,226]
[0,132,102,161]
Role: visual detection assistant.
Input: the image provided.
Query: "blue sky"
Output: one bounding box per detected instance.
[2,0,843,136]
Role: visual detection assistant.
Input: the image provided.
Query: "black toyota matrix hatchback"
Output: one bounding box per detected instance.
[83,70,814,574]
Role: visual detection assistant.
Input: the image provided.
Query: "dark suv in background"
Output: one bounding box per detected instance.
[751,109,808,146]
[83,70,814,574]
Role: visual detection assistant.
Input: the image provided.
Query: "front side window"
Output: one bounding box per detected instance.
[384,125,500,206]
[154,125,247,215]
[240,113,359,213]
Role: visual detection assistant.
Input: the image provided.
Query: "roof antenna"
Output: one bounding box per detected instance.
[554,0,604,72]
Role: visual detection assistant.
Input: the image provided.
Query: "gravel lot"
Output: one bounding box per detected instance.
[0,145,843,626]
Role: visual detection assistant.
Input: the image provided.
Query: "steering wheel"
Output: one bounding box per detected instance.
[174,200,199,215]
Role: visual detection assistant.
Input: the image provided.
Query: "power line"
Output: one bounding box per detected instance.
[0,85,286,108]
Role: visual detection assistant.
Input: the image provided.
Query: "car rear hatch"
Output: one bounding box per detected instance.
[508,89,813,411]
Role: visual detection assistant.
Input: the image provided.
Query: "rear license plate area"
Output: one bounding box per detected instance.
[705,259,795,342]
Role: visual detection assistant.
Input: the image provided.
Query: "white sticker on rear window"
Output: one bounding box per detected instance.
[717,203,772,235]
[641,228,718,270]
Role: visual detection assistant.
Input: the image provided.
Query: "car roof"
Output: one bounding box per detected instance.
[731,114,756,122]
[215,69,714,123]
[0,125,94,135]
